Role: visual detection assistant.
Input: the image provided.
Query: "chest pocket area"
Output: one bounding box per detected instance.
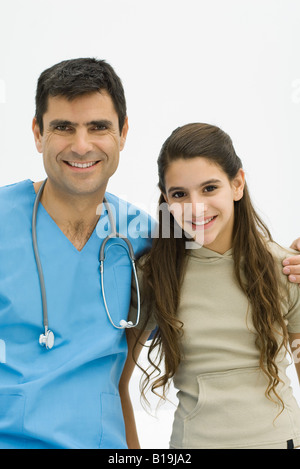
[0,394,25,437]
[113,265,132,317]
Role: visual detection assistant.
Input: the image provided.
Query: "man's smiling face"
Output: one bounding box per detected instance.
[32,90,128,198]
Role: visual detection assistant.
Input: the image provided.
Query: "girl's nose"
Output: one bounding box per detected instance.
[190,198,207,218]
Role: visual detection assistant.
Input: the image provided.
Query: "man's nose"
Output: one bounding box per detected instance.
[70,130,93,156]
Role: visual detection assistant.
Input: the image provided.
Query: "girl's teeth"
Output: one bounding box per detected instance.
[193,217,215,226]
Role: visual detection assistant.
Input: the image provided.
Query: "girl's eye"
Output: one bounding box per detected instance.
[172,191,186,199]
[204,185,217,193]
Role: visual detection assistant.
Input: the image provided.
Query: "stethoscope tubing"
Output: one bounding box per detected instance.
[32,179,49,331]
[32,179,141,349]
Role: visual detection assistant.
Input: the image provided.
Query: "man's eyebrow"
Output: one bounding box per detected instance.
[49,119,76,128]
[86,120,113,128]
[49,119,113,128]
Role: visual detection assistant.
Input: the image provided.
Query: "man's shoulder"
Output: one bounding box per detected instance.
[0,179,33,197]
[0,179,34,214]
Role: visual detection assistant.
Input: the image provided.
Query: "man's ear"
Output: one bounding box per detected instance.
[232,168,245,201]
[32,117,43,153]
[119,117,129,151]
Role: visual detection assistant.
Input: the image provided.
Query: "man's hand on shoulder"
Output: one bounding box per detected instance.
[282,238,300,285]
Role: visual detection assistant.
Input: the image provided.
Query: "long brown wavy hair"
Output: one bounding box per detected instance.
[134,123,289,412]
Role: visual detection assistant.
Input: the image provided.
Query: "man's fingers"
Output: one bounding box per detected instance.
[283,255,300,267]
[286,274,300,285]
[290,238,300,251]
[282,255,300,285]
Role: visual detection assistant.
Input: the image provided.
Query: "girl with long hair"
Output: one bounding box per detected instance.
[121,123,300,449]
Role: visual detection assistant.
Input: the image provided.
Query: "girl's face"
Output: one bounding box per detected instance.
[163,157,245,254]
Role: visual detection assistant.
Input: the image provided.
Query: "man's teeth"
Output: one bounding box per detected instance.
[68,161,97,168]
[193,216,215,226]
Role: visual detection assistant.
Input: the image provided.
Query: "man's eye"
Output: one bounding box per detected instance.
[91,125,107,131]
[55,125,71,132]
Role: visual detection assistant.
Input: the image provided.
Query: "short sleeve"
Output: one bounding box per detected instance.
[267,242,300,334]
[285,283,300,333]
[128,263,157,332]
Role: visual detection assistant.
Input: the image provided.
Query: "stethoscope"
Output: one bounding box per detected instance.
[32,179,141,350]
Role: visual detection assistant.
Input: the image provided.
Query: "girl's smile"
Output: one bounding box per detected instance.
[163,157,245,254]
[188,215,218,231]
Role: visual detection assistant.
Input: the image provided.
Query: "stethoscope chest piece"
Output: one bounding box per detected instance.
[39,329,55,350]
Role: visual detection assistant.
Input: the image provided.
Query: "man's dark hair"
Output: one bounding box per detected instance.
[35,58,127,134]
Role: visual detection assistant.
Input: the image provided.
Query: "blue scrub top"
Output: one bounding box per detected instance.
[0,180,153,449]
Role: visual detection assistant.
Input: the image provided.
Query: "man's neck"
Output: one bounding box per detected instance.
[33,180,105,251]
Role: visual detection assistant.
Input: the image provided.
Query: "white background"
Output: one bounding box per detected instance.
[0,0,299,449]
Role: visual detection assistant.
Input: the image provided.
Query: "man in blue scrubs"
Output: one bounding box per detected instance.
[0,58,153,449]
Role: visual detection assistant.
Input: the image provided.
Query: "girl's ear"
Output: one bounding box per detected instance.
[232,169,245,201]
[161,192,168,204]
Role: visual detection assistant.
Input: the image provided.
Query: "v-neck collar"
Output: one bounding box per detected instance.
[29,180,99,254]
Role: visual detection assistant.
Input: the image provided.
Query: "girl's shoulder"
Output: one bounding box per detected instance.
[266,240,298,263]
[267,241,300,320]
